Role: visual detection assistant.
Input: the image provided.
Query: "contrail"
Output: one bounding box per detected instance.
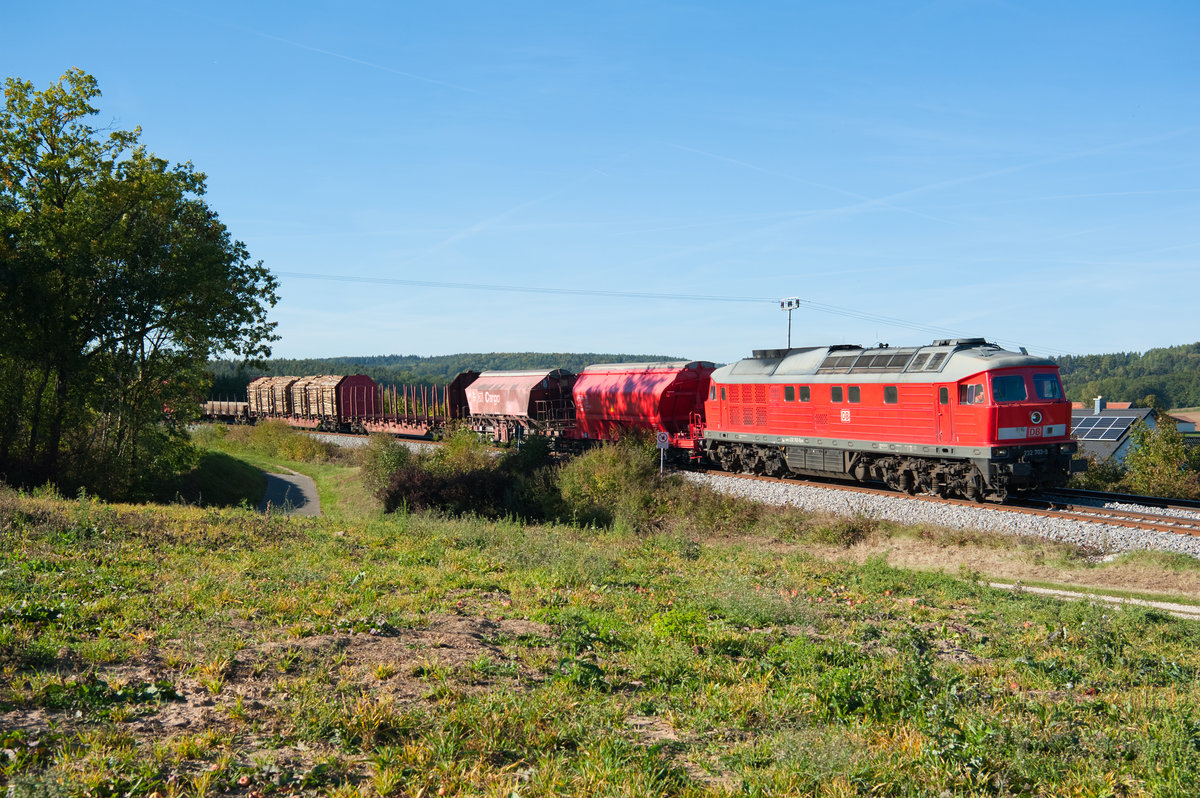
[254,31,485,95]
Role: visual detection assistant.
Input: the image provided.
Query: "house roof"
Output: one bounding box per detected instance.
[1071,407,1153,461]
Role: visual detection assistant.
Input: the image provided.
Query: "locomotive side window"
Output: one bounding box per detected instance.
[1033,373,1063,399]
[721,386,726,401]
[991,375,1027,402]
[831,387,844,403]
[958,383,985,404]
[884,386,898,404]
[799,386,811,402]
[710,387,716,400]
[939,387,949,405]
[848,386,861,403]
[784,386,795,402]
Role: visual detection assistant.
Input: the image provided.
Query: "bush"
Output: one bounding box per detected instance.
[358,434,412,498]
[199,420,342,463]
[1120,421,1200,499]
[381,462,509,517]
[556,438,663,530]
[1070,453,1125,491]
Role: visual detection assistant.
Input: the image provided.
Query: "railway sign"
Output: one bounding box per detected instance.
[656,431,669,476]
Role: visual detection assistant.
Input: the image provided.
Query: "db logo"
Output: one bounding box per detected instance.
[840,410,851,423]
[1030,411,1042,424]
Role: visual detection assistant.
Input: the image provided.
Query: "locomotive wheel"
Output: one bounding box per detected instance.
[966,473,985,503]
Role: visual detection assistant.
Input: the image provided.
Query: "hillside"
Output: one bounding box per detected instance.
[1056,342,1200,409]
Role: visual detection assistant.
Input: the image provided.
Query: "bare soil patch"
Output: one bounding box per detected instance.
[3,613,554,746]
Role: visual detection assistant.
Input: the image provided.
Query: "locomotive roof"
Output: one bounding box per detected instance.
[714,339,1057,384]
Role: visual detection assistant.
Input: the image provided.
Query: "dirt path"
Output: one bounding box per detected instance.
[258,467,321,516]
[988,582,1200,621]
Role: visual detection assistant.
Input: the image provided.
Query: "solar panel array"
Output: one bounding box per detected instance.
[1072,416,1138,441]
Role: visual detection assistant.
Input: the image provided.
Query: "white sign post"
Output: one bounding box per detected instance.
[656,431,669,475]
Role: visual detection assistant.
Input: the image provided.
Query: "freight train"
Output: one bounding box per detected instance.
[209,337,1082,501]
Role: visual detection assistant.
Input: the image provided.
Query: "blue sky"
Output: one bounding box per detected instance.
[6,1,1198,363]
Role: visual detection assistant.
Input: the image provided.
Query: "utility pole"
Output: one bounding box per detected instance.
[780,297,801,348]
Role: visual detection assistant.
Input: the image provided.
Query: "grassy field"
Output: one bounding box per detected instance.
[4,430,1200,796]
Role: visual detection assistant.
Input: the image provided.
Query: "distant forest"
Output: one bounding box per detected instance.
[207,352,682,398]
[208,343,1200,410]
[1056,342,1200,410]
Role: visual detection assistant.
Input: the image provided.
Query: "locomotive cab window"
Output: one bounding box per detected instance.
[710,386,716,401]
[784,386,795,402]
[720,386,726,401]
[939,387,949,405]
[1033,373,1063,400]
[884,386,898,404]
[958,383,985,404]
[831,387,844,403]
[799,385,811,402]
[848,386,861,403]
[991,375,1027,402]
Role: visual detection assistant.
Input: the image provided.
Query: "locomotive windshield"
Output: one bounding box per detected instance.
[1033,373,1063,400]
[991,374,1027,402]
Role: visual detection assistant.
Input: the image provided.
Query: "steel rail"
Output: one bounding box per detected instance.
[696,470,1200,538]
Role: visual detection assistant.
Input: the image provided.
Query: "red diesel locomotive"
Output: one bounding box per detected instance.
[701,338,1081,501]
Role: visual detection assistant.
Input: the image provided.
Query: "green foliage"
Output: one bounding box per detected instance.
[0,69,277,499]
[1121,420,1200,499]
[1056,342,1200,408]
[356,434,412,497]
[556,437,664,531]
[1069,452,1127,491]
[199,420,341,464]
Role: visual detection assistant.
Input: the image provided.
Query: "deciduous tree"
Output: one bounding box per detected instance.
[1122,419,1200,500]
[0,69,277,495]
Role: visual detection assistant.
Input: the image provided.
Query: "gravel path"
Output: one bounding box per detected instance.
[259,468,321,516]
[686,473,1200,559]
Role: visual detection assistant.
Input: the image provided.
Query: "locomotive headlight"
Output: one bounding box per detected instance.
[1030,411,1043,424]
[995,448,1009,458]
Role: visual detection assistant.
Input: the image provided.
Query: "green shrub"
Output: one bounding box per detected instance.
[555,438,663,530]
[199,419,341,463]
[381,463,510,517]
[358,434,412,498]
[430,427,493,475]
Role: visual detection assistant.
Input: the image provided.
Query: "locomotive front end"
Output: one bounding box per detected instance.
[975,366,1082,495]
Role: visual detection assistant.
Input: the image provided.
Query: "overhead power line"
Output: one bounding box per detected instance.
[274,270,1065,355]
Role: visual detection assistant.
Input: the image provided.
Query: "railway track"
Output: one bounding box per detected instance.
[697,469,1200,539]
[304,430,1200,542]
[1035,487,1200,513]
